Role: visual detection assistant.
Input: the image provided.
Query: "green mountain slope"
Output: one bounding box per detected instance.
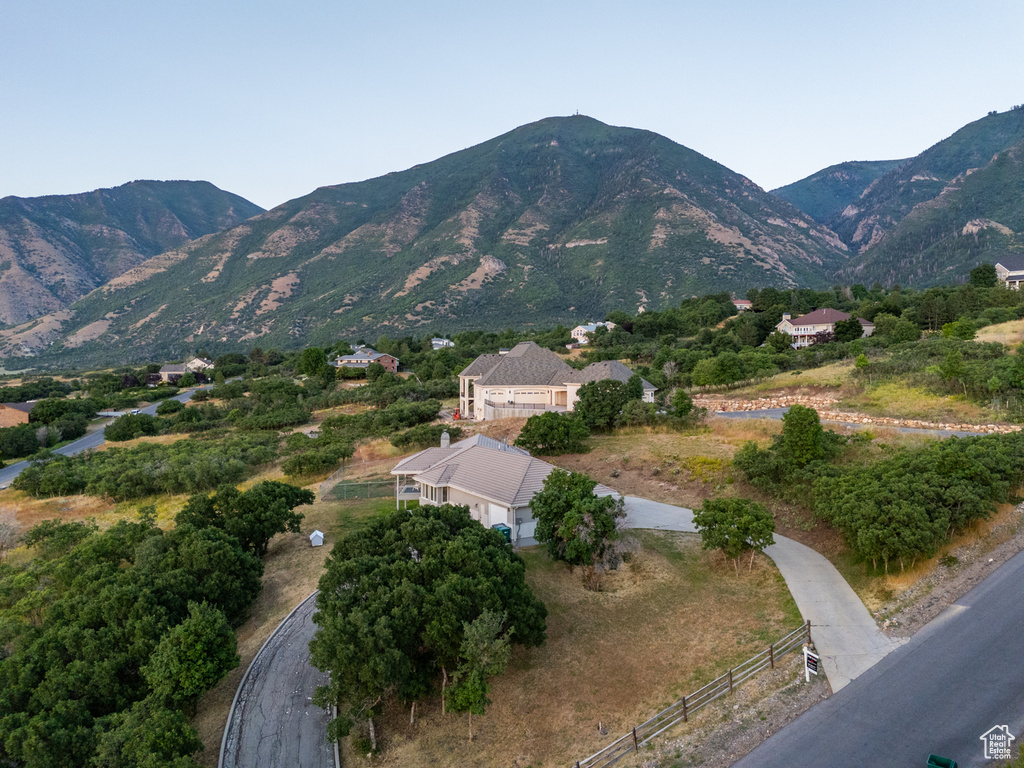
[771,159,908,224]
[3,116,849,365]
[843,137,1024,286]
[0,180,264,325]
[832,108,1024,256]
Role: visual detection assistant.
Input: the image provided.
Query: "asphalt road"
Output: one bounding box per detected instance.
[732,546,1024,768]
[0,388,200,487]
[219,593,334,768]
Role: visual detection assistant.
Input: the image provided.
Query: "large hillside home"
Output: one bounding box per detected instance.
[331,346,399,373]
[570,321,616,344]
[995,256,1024,289]
[391,432,616,544]
[458,341,655,420]
[158,357,215,383]
[775,308,874,348]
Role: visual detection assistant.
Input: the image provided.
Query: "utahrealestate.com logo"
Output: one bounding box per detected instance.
[980,725,1015,760]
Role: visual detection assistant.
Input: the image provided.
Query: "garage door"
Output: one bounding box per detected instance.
[517,520,537,541]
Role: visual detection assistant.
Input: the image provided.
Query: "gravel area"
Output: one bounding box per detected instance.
[879,501,1024,638]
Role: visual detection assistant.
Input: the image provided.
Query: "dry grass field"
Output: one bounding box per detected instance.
[837,382,997,424]
[344,531,800,768]
[975,318,1024,347]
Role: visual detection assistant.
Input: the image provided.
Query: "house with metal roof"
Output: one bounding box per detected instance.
[775,308,874,348]
[391,432,615,544]
[995,255,1024,289]
[458,341,655,420]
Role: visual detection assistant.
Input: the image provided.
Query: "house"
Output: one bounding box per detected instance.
[995,255,1024,289]
[732,298,753,312]
[309,530,324,547]
[391,433,616,545]
[570,321,617,344]
[331,345,399,373]
[0,402,33,427]
[431,337,455,350]
[157,357,215,383]
[775,308,875,348]
[458,341,655,420]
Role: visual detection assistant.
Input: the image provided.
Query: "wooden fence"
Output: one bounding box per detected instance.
[573,621,812,768]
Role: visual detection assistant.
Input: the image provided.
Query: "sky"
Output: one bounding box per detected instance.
[2,0,1022,210]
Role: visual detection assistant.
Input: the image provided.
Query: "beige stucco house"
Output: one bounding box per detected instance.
[570,321,617,344]
[458,341,655,420]
[391,432,616,544]
[775,308,874,348]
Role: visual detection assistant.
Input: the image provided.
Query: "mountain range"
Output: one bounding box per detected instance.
[3,107,1023,365]
[0,180,263,325]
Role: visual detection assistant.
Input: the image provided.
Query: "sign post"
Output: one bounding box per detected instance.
[803,646,819,682]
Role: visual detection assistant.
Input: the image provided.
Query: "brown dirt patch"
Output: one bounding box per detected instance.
[256,272,300,315]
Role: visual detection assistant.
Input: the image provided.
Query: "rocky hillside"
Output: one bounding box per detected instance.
[0,180,263,325]
[5,116,850,365]
[771,159,907,226]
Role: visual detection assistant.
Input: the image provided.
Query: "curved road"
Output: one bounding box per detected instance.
[734,546,1024,768]
[0,387,202,487]
[219,593,334,768]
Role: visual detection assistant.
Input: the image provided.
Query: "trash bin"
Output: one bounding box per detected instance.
[491,523,512,543]
[927,755,957,768]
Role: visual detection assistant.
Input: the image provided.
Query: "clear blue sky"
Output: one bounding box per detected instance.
[2,0,1021,210]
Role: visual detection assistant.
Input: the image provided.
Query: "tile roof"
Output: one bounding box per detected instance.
[567,360,656,390]
[411,444,615,508]
[391,433,529,475]
[472,342,576,387]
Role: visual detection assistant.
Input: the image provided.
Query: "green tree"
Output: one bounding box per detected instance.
[514,412,589,455]
[310,505,546,743]
[941,318,976,341]
[970,263,997,288]
[296,347,329,377]
[624,373,644,401]
[176,481,313,558]
[833,317,864,343]
[574,380,627,430]
[444,610,513,742]
[780,404,826,468]
[530,470,625,590]
[177,371,197,388]
[143,603,239,707]
[92,698,204,768]
[766,330,793,352]
[692,497,775,572]
[671,388,694,418]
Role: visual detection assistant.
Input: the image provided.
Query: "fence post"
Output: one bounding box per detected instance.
[805,619,812,645]
[682,696,687,723]
[728,669,733,694]
[632,727,639,752]
[769,643,774,669]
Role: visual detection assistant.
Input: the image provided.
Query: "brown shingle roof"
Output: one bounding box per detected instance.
[789,308,851,325]
[472,342,575,387]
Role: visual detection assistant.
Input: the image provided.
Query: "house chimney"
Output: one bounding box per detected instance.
[782,313,791,322]
[440,430,450,448]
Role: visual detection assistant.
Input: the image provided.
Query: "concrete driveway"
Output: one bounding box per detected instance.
[621,496,899,692]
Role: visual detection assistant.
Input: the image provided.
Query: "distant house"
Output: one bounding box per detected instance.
[0,402,34,427]
[331,346,399,373]
[775,308,874,348]
[391,433,616,545]
[995,256,1024,289]
[458,341,655,421]
[570,321,617,344]
[158,357,214,383]
[732,299,753,312]
[431,337,455,350]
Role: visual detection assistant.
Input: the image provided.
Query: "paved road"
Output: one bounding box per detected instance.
[733,546,1024,768]
[0,388,201,487]
[714,407,983,438]
[621,496,898,692]
[220,593,334,768]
